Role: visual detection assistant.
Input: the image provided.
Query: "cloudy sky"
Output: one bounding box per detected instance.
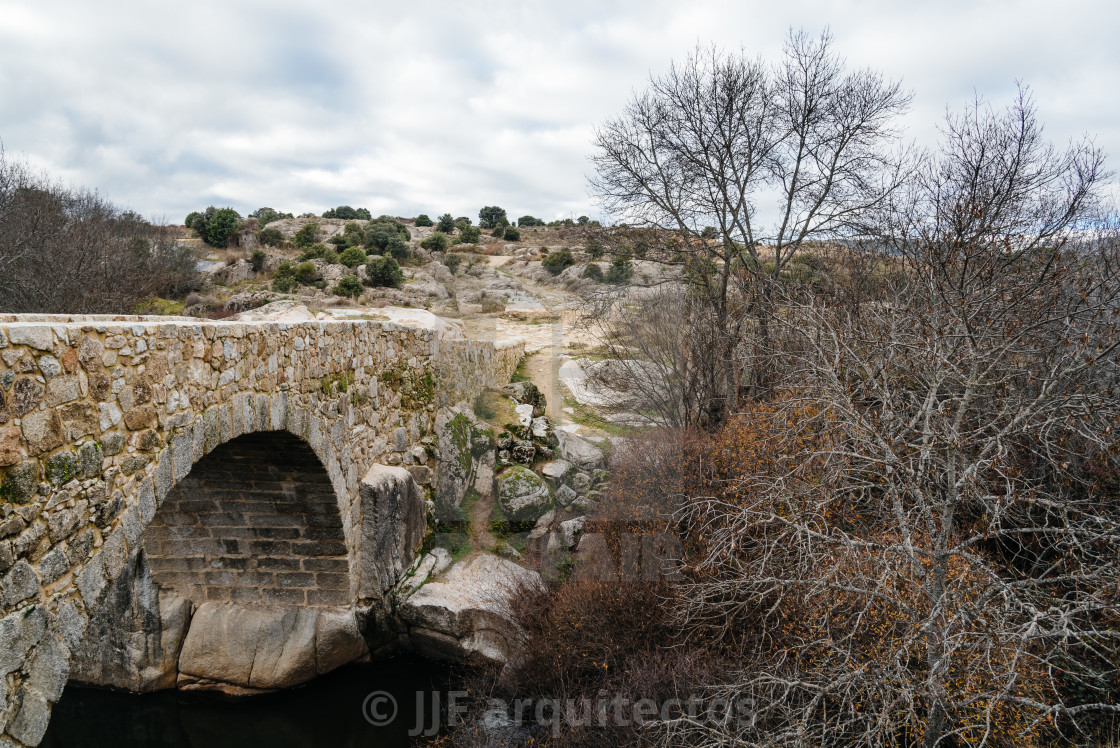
[1,0,1116,224]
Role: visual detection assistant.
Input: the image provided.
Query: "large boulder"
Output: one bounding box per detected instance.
[556,430,604,469]
[497,466,552,522]
[398,554,544,665]
[177,603,367,695]
[358,464,430,600]
[69,549,190,693]
[433,405,495,519]
[211,259,255,286]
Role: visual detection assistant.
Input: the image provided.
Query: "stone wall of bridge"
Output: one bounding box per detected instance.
[0,313,523,746]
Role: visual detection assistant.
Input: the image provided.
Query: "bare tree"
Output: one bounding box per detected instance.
[578,284,725,428]
[590,30,911,423]
[0,148,199,314]
[667,90,1120,746]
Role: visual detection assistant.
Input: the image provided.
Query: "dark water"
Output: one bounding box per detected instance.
[42,656,458,748]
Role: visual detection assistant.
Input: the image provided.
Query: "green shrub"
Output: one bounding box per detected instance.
[293,223,319,249]
[249,207,293,226]
[454,216,472,230]
[491,226,504,237]
[605,255,633,285]
[518,215,545,227]
[258,227,283,246]
[321,206,370,220]
[420,232,450,252]
[299,243,338,264]
[191,206,242,247]
[585,237,605,259]
[386,237,411,261]
[503,226,521,241]
[458,225,481,244]
[295,261,318,283]
[339,246,367,268]
[542,250,574,275]
[415,214,433,227]
[328,234,350,248]
[364,219,410,251]
[478,206,508,229]
[444,253,463,274]
[332,275,363,298]
[272,261,298,293]
[582,263,604,282]
[366,255,404,288]
[184,211,200,229]
[250,249,267,272]
[436,213,456,233]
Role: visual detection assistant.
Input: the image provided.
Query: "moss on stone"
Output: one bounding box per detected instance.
[45,451,80,485]
[0,461,38,503]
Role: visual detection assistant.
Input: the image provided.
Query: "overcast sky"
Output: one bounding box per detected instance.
[1,0,1116,224]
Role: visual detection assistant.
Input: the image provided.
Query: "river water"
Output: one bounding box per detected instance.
[42,656,458,748]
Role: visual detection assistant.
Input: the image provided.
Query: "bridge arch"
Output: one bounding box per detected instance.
[144,430,351,609]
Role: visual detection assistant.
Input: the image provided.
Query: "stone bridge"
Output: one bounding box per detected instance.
[0,314,522,746]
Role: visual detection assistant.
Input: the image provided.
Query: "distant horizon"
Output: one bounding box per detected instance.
[2,0,1117,223]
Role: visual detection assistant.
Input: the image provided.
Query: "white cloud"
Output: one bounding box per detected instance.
[1,0,1116,223]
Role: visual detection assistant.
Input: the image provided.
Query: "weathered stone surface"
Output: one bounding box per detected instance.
[504,381,546,417]
[0,428,20,467]
[406,464,432,485]
[36,357,60,381]
[358,465,428,599]
[510,439,535,465]
[559,516,585,549]
[69,549,192,693]
[496,465,552,522]
[555,484,577,507]
[433,405,493,517]
[570,471,592,493]
[123,405,157,431]
[6,326,52,351]
[539,459,571,481]
[44,376,79,407]
[399,553,544,665]
[44,452,79,486]
[21,411,62,456]
[87,371,111,400]
[77,336,103,372]
[396,547,453,600]
[177,603,367,693]
[556,430,604,469]
[0,461,37,503]
[0,561,39,608]
[10,378,43,418]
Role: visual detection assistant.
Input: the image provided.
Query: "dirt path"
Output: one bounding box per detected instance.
[468,492,496,553]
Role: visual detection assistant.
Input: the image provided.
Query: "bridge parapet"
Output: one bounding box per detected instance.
[0,314,522,745]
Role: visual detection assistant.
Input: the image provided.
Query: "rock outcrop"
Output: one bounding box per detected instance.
[398,554,544,665]
[68,550,189,693]
[556,430,605,469]
[176,603,367,695]
[433,406,495,519]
